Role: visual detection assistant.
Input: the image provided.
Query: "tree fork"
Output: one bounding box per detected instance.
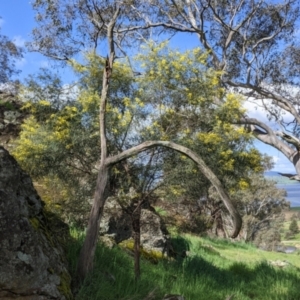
[75,5,242,283]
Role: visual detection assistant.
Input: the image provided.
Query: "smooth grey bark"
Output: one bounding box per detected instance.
[76,8,119,281]
[240,117,300,176]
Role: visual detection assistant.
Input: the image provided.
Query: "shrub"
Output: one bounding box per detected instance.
[289,219,299,234]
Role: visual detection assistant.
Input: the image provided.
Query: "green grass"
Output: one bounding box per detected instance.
[67,229,300,300]
[154,206,168,216]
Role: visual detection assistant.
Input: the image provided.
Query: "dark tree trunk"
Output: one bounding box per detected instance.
[132,204,141,280]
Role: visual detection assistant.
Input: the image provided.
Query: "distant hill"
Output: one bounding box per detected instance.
[264,171,299,185]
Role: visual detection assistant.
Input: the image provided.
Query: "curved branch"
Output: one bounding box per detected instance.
[239,117,295,159]
[240,117,273,135]
[106,140,242,238]
[275,132,300,151]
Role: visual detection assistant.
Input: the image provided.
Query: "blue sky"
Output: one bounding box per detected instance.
[0,1,44,78]
[0,1,296,174]
[0,1,75,81]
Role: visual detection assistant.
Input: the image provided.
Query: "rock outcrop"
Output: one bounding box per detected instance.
[0,91,27,151]
[100,195,169,256]
[0,147,72,300]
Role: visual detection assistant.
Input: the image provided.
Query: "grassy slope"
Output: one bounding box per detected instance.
[68,230,300,300]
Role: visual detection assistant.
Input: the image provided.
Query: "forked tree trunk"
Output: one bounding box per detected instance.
[75,7,120,283]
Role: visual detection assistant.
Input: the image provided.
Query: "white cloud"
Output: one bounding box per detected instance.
[243,97,294,131]
[255,140,295,173]
[13,35,26,47]
[272,155,295,173]
[274,163,295,174]
[243,99,270,124]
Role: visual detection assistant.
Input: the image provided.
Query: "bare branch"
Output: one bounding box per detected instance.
[229,81,300,124]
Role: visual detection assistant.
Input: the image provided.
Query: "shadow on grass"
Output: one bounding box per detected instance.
[67,232,300,300]
[169,235,191,259]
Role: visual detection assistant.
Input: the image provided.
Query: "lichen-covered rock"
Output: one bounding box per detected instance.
[0,91,28,152]
[0,147,72,300]
[140,209,168,253]
[100,196,169,256]
[268,260,291,268]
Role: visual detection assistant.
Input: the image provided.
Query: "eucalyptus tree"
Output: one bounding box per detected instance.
[30,0,300,177]
[27,1,246,282]
[74,27,242,280]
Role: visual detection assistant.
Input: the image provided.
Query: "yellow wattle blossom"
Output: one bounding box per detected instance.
[183,128,190,134]
[238,179,249,190]
[197,132,222,144]
[122,97,131,107]
[39,100,51,106]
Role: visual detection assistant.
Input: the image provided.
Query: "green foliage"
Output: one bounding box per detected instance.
[0,27,23,83]
[137,42,264,201]
[254,227,282,251]
[14,43,264,233]
[208,172,289,243]
[154,206,167,216]
[13,54,145,224]
[289,219,299,234]
[0,100,15,110]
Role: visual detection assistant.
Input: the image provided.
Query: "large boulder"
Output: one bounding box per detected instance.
[0,147,72,300]
[100,195,169,255]
[0,91,27,151]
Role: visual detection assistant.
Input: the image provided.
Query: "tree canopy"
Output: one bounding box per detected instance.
[28,0,300,177]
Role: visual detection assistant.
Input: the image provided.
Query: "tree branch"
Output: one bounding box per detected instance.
[106,140,242,238]
[239,117,295,160]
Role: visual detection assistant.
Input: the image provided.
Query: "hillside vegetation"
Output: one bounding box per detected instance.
[67,228,300,300]
[2,0,300,293]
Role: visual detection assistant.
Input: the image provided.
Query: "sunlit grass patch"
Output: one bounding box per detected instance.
[66,228,300,300]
